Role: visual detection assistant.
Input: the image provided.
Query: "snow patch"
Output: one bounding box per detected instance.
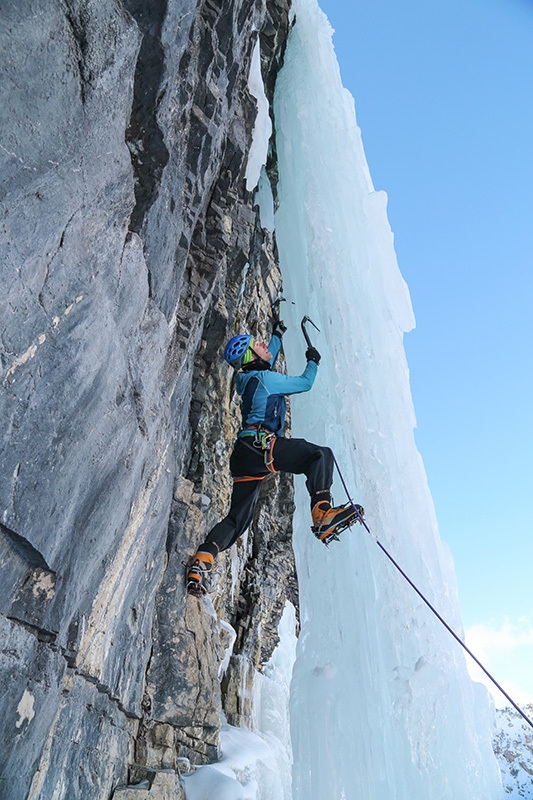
[244,40,272,191]
[16,689,35,729]
[182,603,297,800]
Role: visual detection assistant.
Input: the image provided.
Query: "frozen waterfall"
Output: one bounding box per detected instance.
[274,0,503,798]
[183,0,504,797]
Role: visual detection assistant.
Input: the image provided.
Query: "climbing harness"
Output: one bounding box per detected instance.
[239,425,278,474]
[330,449,533,731]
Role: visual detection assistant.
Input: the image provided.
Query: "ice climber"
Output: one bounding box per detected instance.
[187,320,364,596]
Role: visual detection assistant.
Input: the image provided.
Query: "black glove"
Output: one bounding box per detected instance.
[272,319,287,338]
[306,346,321,365]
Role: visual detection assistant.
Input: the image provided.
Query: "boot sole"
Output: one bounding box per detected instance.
[311,510,361,544]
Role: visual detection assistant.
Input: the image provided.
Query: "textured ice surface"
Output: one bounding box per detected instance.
[273,0,504,798]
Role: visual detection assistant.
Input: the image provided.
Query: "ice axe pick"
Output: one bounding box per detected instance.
[301,315,320,348]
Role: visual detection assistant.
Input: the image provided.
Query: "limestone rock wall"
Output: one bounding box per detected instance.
[0,1,294,798]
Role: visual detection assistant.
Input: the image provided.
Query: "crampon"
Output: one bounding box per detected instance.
[187,572,207,596]
[186,554,213,596]
[311,503,365,545]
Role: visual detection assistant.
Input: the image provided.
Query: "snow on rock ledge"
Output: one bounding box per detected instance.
[494,706,533,798]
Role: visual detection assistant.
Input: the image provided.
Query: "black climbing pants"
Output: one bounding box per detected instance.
[202,437,334,553]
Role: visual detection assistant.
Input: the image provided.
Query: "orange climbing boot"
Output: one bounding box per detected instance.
[311,500,364,545]
[187,550,215,596]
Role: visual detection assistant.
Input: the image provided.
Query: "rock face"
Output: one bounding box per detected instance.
[493,706,533,798]
[0,1,294,798]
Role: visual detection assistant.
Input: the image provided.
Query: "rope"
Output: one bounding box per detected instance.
[329,449,533,731]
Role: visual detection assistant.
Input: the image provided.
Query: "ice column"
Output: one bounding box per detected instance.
[274,0,503,798]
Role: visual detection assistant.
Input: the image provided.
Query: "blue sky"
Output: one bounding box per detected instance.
[317,0,533,705]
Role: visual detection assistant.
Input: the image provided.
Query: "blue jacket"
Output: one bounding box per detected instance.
[236,335,318,436]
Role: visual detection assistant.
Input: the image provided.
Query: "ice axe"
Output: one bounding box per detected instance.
[301,315,320,348]
[271,295,295,335]
[271,295,286,319]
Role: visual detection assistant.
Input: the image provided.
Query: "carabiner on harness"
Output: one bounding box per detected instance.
[252,426,277,473]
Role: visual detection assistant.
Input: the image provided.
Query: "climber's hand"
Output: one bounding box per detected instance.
[306,346,321,365]
[272,319,287,338]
